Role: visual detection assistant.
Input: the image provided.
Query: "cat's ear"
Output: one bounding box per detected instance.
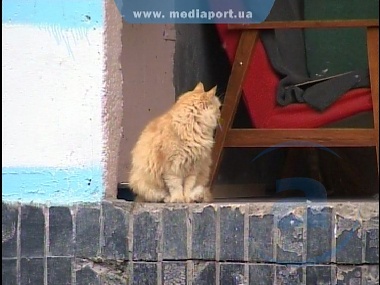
[206,85,217,98]
[193,82,205,92]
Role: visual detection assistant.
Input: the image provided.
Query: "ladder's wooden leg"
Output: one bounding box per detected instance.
[367,27,379,172]
[209,30,259,189]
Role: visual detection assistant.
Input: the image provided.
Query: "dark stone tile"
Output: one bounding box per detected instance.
[306,266,333,284]
[336,266,362,285]
[47,257,72,285]
[365,228,379,263]
[2,259,17,285]
[277,213,304,264]
[20,205,45,257]
[364,216,379,263]
[49,206,74,256]
[192,206,216,260]
[193,262,216,285]
[307,207,333,263]
[336,215,362,264]
[75,206,100,258]
[163,208,188,260]
[362,265,379,285]
[220,263,245,285]
[76,266,100,285]
[249,214,274,262]
[249,264,274,285]
[102,202,128,260]
[132,262,157,285]
[133,210,160,261]
[2,203,18,258]
[275,265,303,284]
[162,262,187,285]
[336,229,363,264]
[20,258,44,285]
[220,206,244,261]
[100,268,129,285]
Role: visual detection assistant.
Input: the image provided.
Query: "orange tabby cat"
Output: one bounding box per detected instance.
[129,82,221,203]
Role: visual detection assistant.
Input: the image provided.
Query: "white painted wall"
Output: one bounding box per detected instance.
[2,25,104,168]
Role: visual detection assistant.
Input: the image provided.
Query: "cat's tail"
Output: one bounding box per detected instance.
[132,189,168,203]
[134,195,146,202]
[129,179,168,203]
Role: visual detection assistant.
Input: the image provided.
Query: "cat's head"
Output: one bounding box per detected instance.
[175,82,221,130]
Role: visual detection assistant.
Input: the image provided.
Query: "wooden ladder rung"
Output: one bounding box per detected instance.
[224,129,377,147]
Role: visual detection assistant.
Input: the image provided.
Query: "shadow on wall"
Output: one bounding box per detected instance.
[174,24,231,97]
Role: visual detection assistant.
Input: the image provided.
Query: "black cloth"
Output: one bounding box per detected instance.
[259,0,370,111]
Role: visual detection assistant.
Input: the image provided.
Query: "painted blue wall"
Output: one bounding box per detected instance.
[2,167,103,204]
[2,0,103,28]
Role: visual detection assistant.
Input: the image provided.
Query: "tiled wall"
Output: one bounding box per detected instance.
[2,201,379,284]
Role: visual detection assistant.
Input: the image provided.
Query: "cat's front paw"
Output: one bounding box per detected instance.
[186,186,213,203]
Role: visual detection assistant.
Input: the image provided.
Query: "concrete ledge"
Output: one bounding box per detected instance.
[2,200,379,284]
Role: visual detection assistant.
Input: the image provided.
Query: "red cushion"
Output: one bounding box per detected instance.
[216,24,373,128]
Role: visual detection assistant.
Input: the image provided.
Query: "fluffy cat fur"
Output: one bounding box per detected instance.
[129,82,221,203]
